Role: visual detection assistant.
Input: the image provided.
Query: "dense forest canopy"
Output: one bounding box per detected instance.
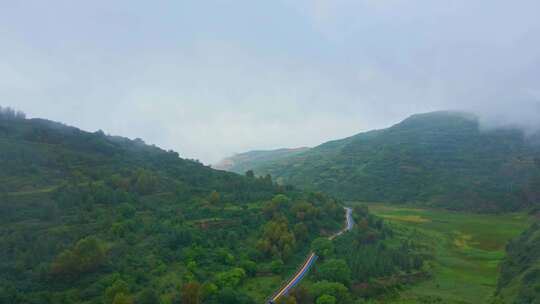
[227,111,540,212]
[0,111,425,304]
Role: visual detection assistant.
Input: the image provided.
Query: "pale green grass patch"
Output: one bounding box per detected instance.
[355,203,532,304]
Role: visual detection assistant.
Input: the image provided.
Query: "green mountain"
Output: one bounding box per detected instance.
[497,217,540,303]
[213,147,310,173]
[236,111,540,212]
[0,109,423,304]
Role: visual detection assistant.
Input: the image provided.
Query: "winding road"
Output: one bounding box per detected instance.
[267,207,354,303]
[329,207,354,240]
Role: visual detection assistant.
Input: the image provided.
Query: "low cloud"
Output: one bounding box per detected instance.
[2,0,540,163]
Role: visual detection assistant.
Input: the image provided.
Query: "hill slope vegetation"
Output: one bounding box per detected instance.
[0,109,424,304]
[238,111,540,212]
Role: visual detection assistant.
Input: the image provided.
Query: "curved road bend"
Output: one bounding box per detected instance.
[267,207,354,303]
[329,207,354,240]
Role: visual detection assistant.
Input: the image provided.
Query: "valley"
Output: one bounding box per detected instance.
[2,109,540,303]
[4,0,540,302]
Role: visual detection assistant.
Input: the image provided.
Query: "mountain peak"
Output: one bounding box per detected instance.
[226,110,540,212]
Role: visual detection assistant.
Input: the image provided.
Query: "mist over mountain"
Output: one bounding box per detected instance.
[222,111,540,212]
[4,1,540,163]
[213,147,310,172]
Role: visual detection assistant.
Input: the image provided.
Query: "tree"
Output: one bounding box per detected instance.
[200,283,218,301]
[291,201,317,221]
[105,280,130,304]
[270,259,284,274]
[50,250,79,277]
[257,218,296,260]
[240,260,257,277]
[311,238,334,259]
[73,236,107,271]
[310,281,351,304]
[215,268,246,288]
[263,194,290,218]
[283,295,298,304]
[134,170,158,195]
[112,293,134,304]
[136,288,159,304]
[318,259,351,286]
[216,288,254,304]
[292,286,313,304]
[353,205,369,218]
[181,282,201,304]
[294,223,309,242]
[0,184,8,201]
[245,170,255,178]
[0,106,25,119]
[316,295,337,304]
[50,236,107,278]
[109,174,130,190]
[272,194,290,206]
[209,191,221,206]
[0,284,19,303]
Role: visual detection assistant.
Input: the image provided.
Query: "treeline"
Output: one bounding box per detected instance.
[0,106,26,120]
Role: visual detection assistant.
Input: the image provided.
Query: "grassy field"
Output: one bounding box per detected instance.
[359,203,532,304]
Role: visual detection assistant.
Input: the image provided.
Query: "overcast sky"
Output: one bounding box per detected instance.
[2,1,540,163]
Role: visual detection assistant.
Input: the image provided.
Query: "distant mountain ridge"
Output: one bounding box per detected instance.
[214,147,310,172]
[224,111,540,212]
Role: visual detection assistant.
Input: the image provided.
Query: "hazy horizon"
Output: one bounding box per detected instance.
[3,1,540,163]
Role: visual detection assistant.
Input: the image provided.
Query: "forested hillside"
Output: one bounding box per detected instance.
[0,109,425,304]
[239,111,540,212]
[496,218,540,304]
